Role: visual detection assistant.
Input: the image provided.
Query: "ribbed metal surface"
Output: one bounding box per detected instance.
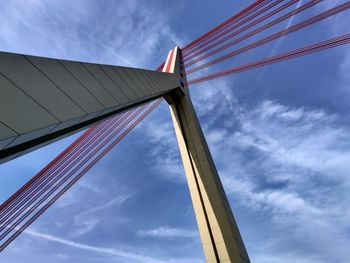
[0,51,178,163]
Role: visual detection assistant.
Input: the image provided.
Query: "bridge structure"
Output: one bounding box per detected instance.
[0,0,349,262]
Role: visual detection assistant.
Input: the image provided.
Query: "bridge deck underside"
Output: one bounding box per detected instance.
[0,51,179,163]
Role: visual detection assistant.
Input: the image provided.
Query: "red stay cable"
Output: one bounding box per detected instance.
[187,0,348,74]
[0,59,167,250]
[0,105,149,246]
[0,108,139,241]
[0,57,167,220]
[0,99,162,252]
[0,113,128,234]
[183,0,273,56]
[184,0,286,60]
[0,115,118,221]
[186,0,325,68]
[0,126,95,213]
[182,0,267,53]
[188,33,350,85]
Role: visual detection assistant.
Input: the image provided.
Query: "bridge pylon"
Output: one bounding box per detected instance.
[164,47,250,263]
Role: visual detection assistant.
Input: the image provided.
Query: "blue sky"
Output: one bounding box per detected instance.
[0,0,350,262]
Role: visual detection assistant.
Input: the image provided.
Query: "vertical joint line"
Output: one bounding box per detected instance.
[173,101,220,263]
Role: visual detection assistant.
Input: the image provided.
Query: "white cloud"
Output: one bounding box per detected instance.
[69,218,100,237]
[233,100,349,180]
[79,29,136,67]
[68,193,133,237]
[0,0,181,67]
[76,193,132,217]
[192,80,350,262]
[24,229,181,263]
[24,230,201,263]
[137,105,185,182]
[137,226,198,239]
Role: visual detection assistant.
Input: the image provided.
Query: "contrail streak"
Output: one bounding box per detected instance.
[24,229,166,263]
[79,30,137,67]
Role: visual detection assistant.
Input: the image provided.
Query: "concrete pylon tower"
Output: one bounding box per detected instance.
[163,47,250,263]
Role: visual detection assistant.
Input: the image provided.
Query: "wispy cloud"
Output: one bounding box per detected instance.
[0,0,181,67]
[78,29,137,67]
[137,226,198,239]
[69,193,133,237]
[24,229,169,263]
[191,80,350,262]
[24,230,202,263]
[77,193,133,217]
[137,106,185,182]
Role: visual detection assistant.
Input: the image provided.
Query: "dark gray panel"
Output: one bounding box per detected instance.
[118,67,145,98]
[0,123,18,150]
[0,136,17,150]
[154,71,168,88]
[95,65,130,104]
[83,63,128,104]
[161,72,179,89]
[0,51,180,164]
[79,110,106,123]
[0,74,58,133]
[0,52,85,121]
[5,123,56,149]
[0,122,17,141]
[100,65,138,101]
[27,55,104,114]
[49,115,85,133]
[148,71,164,92]
[99,106,119,116]
[150,72,164,91]
[132,69,155,94]
[61,60,117,108]
[143,70,161,92]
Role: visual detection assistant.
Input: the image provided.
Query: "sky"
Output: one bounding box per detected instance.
[0,0,350,262]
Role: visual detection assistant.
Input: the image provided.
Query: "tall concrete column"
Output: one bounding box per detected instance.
[163,47,250,263]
